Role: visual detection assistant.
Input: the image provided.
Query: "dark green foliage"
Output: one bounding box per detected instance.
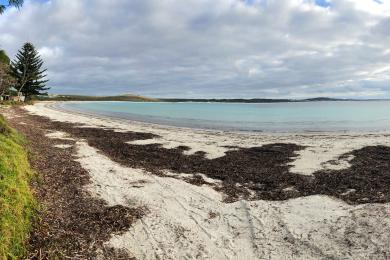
[10,43,49,100]
[0,51,14,96]
[0,0,23,14]
[0,63,16,96]
[0,50,10,65]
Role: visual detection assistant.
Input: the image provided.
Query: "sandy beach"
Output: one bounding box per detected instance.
[4,102,390,259]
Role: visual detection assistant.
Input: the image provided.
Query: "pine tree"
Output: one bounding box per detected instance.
[11,42,49,100]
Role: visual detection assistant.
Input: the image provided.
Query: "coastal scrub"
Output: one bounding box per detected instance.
[0,114,35,259]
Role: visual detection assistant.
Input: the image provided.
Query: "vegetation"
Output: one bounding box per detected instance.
[0,115,35,259]
[160,97,356,103]
[38,94,158,102]
[34,95,356,103]
[0,1,35,257]
[0,50,10,64]
[0,0,23,14]
[0,53,16,96]
[0,63,15,96]
[10,42,49,100]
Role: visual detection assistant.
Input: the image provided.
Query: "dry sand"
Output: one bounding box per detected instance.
[27,102,390,259]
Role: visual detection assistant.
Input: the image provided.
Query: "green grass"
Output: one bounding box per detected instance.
[0,115,35,259]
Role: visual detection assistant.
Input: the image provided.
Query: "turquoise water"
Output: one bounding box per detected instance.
[58,101,390,132]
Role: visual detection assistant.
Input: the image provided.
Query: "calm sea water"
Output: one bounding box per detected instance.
[58,101,390,133]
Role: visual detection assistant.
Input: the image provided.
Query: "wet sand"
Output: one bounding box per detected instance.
[4,102,390,259]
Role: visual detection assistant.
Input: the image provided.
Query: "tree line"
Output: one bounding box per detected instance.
[0,43,49,101]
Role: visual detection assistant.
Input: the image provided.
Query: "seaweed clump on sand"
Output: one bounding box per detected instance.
[309,146,390,204]
[67,125,390,205]
[42,116,309,202]
[17,107,390,205]
[5,108,145,259]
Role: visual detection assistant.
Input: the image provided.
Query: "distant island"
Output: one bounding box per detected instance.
[39,95,386,103]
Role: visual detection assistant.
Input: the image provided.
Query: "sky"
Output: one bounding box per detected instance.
[0,0,390,98]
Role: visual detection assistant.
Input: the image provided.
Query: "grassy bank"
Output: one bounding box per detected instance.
[0,115,35,259]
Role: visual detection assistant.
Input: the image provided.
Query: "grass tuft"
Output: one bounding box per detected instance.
[0,114,35,259]
[0,115,11,135]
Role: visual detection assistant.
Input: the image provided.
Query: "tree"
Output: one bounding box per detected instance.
[0,63,15,96]
[0,50,14,97]
[0,0,23,14]
[10,43,49,100]
[0,50,10,64]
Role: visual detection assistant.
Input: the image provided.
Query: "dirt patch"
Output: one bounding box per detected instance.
[3,108,144,259]
[13,107,390,205]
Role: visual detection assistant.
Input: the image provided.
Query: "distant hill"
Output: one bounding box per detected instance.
[39,94,157,102]
[38,95,379,103]
[302,97,353,102]
[160,97,356,103]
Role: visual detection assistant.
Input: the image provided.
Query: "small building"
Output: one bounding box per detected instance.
[0,95,25,102]
[11,95,25,102]
[0,95,10,101]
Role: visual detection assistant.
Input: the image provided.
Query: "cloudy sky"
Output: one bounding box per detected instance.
[0,0,390,98]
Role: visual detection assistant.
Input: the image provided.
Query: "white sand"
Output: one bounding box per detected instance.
[28,102,390,259]
[53,144,73,149]
[45,131,75,141]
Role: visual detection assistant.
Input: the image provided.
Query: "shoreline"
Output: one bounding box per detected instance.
[26,101,390,175]
[4,102,390,259]
[22,102,390,203]
[51,101,390,135]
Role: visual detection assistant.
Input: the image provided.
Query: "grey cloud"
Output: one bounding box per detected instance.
[0,0,389,98]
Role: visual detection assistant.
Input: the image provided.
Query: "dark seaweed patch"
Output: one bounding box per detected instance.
[311,146,390,204]
[16,107,390,206]
[5,108,144,259]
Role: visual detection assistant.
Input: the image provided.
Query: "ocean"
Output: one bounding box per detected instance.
[57,101,390,133]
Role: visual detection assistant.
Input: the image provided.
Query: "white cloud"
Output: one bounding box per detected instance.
[38,46,63,60]
[0,0,389,98]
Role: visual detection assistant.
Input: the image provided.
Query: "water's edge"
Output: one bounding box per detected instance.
[54,101,390,134]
